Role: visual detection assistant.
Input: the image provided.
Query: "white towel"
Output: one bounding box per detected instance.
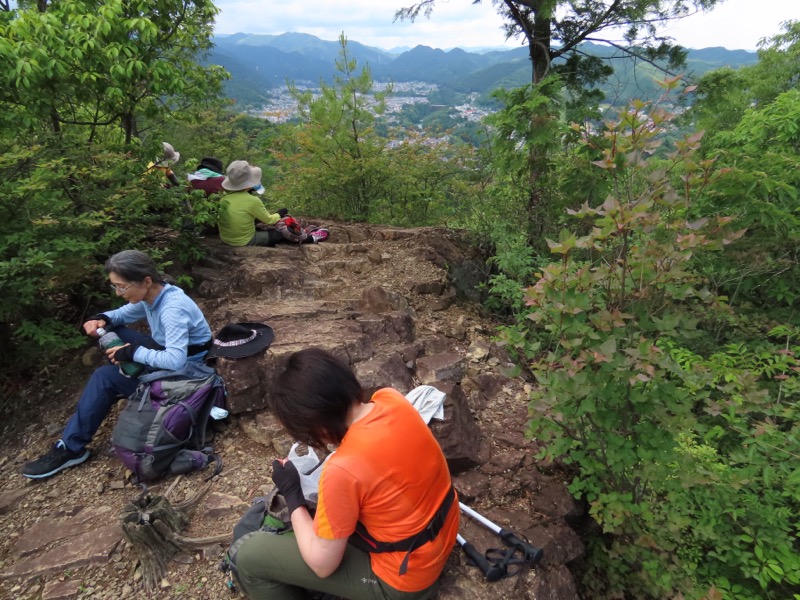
[405,385,446,424]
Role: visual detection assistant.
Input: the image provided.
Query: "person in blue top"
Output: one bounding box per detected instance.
[22,250,213,480]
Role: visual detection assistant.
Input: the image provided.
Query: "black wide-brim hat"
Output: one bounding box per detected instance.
[198,156,224,174]
[207,322,274,359]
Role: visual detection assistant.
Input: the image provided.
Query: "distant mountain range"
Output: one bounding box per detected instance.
[208,32,758,108]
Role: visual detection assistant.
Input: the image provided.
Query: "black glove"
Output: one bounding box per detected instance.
[272,460,306,515]
[111,343,139,363]
[88,313,112,323]
[277,208,289,218]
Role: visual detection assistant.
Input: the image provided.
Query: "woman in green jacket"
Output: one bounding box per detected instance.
[217,160,285,246]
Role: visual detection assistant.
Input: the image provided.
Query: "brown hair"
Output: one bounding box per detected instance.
[270,348,364,449]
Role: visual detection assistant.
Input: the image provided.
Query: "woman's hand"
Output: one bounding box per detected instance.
[272,460,306,515]
[107,343,133,364]
[83,319,107,337]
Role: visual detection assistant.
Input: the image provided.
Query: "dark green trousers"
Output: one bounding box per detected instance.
[235,531,439,600]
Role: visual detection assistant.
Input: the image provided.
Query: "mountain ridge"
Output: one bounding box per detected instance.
[206,32,758,107]
[213,31,758,55]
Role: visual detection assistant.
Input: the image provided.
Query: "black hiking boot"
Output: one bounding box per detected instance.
[22,441,90,479]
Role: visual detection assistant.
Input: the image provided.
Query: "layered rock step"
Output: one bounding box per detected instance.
[0,223,584,600]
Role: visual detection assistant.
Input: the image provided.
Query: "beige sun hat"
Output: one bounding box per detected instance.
[157,142,181,166]
[222,160,263,192]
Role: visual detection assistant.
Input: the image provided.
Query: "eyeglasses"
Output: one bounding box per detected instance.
[109,282,136,294]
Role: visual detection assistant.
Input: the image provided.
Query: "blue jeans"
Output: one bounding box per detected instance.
[61,327,153,453]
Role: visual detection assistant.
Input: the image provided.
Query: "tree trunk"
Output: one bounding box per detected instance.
[525,12,553,240]
[529,15,552,84]
[120,483,213,591]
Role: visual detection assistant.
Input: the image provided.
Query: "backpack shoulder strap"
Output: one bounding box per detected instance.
[349,485,456,575]
[188,372,227,450]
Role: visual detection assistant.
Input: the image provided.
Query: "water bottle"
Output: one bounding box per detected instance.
[96,327,145,378]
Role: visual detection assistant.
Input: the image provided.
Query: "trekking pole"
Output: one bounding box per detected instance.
[456,534,505,582]
[459,502,544,565]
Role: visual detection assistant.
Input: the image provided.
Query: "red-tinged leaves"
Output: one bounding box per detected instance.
[686,218,709,230]
[592,158,615,169]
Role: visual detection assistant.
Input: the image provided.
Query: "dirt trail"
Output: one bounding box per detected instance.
[0,223,583,600]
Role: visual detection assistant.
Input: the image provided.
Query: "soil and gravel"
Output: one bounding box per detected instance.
[0,222,583,600]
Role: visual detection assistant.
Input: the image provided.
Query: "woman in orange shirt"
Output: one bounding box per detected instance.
[236,348,458,600]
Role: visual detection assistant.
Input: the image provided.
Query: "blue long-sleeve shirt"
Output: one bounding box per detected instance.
[103,284,212,371]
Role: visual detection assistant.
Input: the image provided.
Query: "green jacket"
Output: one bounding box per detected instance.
[218,191,281,246]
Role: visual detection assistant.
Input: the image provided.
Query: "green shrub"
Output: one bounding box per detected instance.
[0,137,205,373]
[510,88,799,598]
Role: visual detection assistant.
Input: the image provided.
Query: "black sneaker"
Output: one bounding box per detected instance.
[22,441,90,479]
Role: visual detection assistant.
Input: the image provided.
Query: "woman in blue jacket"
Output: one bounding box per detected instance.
[22,250,212,479]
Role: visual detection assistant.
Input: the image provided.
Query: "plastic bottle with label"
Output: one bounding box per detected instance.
[96,327,145,378]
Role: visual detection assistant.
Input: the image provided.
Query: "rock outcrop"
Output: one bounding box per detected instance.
[0,223,584,599]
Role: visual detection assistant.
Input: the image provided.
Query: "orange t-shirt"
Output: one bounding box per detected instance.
[313,388,459,592]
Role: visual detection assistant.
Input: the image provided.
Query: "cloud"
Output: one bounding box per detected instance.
[213,0,515,49]
[212,0,795,51]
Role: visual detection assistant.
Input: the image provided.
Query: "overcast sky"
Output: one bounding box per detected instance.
[213,0,795,52]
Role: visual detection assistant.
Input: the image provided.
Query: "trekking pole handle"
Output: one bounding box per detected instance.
[459,502,544,565]
[500,530,544,565]
[456,534,505,582]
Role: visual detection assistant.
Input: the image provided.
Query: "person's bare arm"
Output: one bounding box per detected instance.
[290,507,348,578]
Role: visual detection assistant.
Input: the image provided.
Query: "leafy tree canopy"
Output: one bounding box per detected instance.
[0,0,226,142]
[689,20,800,139]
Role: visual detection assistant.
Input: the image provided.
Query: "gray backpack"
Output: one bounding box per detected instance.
[111,363,225,481]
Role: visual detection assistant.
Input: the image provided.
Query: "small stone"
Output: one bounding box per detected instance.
[109,480,125,490]
[97,482,104,494]
[466,339,491,362]
[172,553,194,565]
[446,318,467,341]
[81,346,101,367]
[160,578,171,589]
[199,546,221,560]
[122,585,133,596]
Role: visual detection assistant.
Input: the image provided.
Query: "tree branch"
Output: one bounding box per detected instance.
[582,38,680,78]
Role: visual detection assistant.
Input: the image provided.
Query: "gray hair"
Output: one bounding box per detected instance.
[104,250,162,283]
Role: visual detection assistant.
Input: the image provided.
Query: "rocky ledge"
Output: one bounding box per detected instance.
[0,223,585,599]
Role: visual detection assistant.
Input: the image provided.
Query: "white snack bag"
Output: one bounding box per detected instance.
[286,443,334,501]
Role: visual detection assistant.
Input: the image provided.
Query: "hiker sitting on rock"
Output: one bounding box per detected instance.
[147,141,181,188]
[217,160,329,246]
[22,250,213,480]
[234,348,458,600]
[187,156,226,197]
